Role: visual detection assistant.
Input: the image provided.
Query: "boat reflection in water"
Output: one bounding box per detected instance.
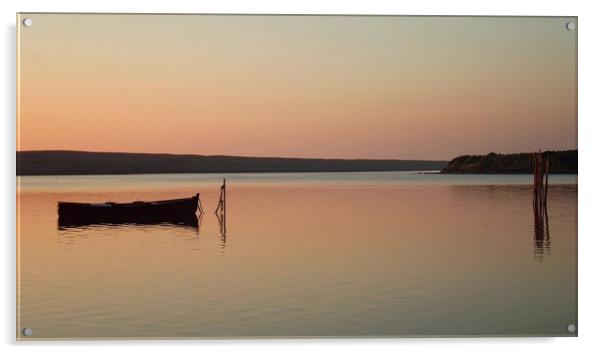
[58,213,201,230]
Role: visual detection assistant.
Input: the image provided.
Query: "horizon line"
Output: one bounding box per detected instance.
[16,148,578,162]
[16,149,453,162]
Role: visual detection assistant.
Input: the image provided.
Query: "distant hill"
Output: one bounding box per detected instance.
[440,150,577,174]
[16,151,448,176]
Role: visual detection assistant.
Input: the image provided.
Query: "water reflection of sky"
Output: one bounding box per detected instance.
[17,178,577,338]
[18,171,578,192]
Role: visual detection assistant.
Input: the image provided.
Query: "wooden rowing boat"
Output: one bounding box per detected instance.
[58,193,200,226]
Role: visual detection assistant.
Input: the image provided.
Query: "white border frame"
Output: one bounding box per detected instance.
[3,1,600,353]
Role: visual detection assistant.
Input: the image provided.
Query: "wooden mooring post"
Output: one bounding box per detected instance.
[215,178,226,216]
[532,151,550,217]
[215,178,226,237]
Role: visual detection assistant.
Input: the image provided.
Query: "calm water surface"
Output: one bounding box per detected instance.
[17,172,577,338]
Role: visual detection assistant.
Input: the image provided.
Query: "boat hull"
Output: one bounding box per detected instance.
[58,194,200,227]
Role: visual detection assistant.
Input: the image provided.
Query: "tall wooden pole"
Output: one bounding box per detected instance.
[544,155,549,208]
[222,178,226,232]
[215,178,226,217]
[533,151,549,219]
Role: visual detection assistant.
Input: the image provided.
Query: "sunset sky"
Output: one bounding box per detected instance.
[17,14,577,160]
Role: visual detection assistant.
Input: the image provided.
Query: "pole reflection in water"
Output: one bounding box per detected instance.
[532,151,551,260]
[216,212,227,250]
[533,203,551,260]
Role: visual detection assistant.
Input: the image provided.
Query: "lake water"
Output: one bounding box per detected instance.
[17,172,577,338]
